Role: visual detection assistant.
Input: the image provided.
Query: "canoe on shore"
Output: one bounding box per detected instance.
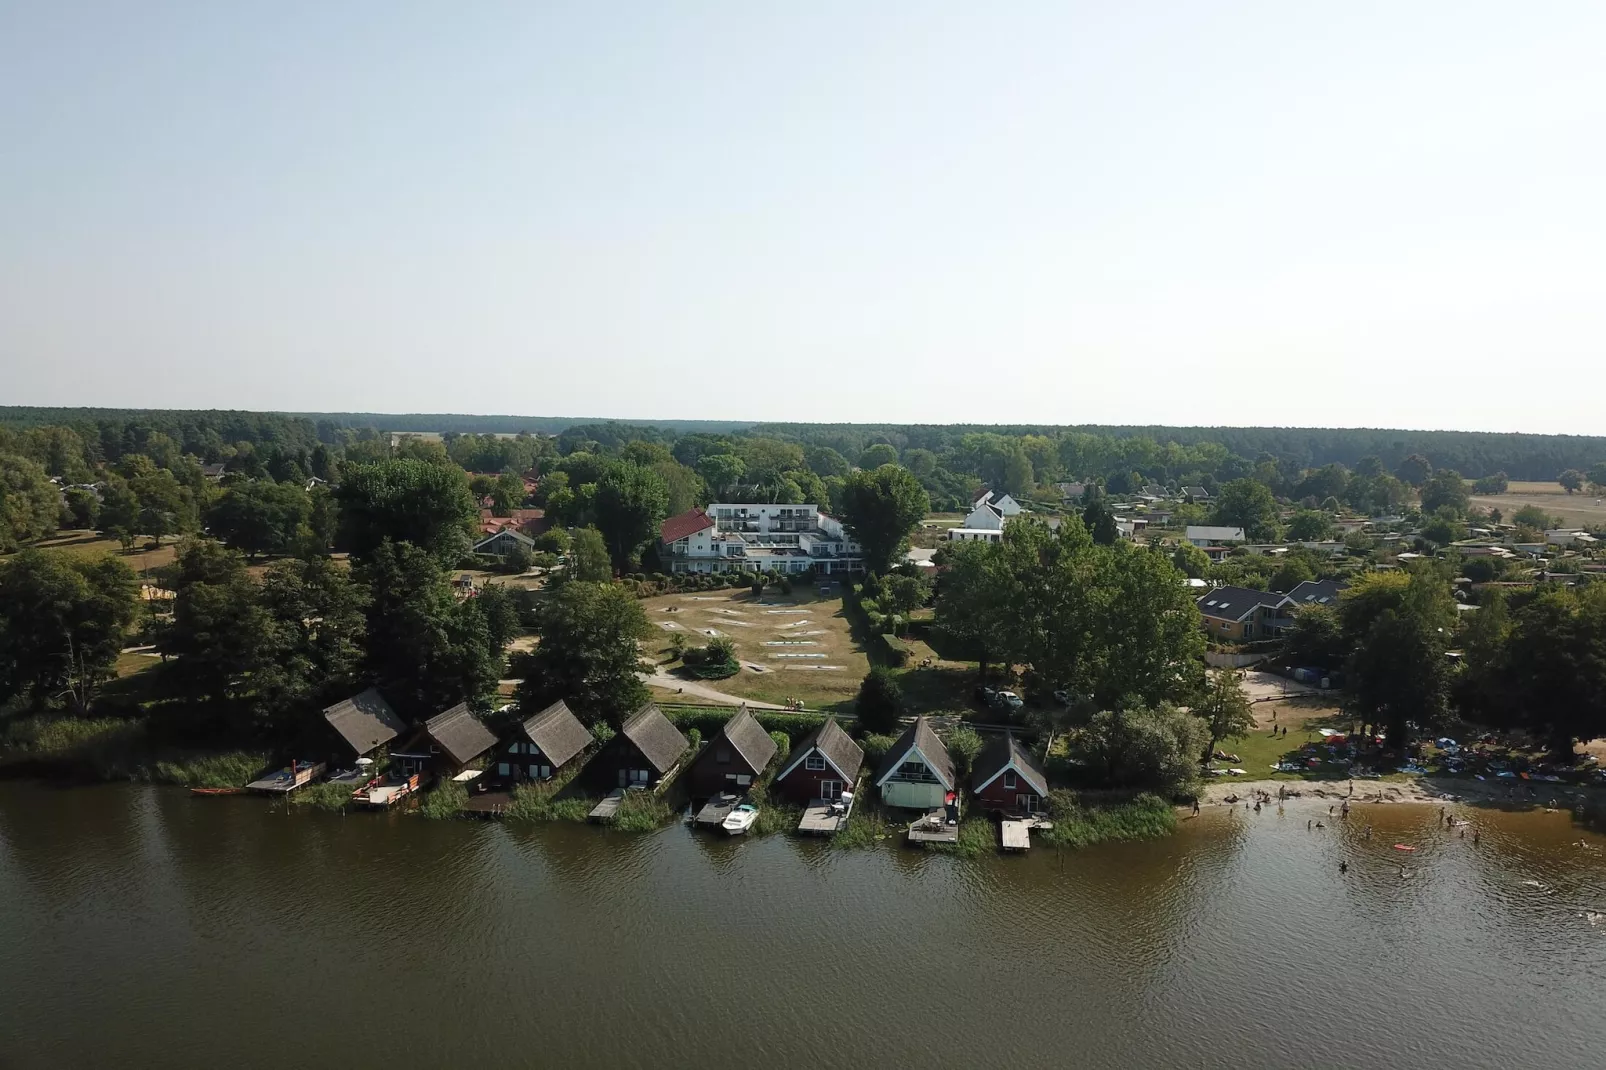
[189,787,247,797]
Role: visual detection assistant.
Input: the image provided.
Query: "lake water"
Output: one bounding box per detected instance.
[3,782,1605,1069]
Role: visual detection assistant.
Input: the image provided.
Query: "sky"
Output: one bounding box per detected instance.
[2,1,1604,433]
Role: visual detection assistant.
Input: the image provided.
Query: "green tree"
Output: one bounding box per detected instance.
[205,480,312,558]
[1002,446,1034,497]
[884,572,933,628]
[803,445,850,478]
[933,539,1009,677]
[1396,454,1432,487]
[1420,469,1469,516]
[1492,585,1606,758]
[491,470,528,514]
[0,453,63,550]
[1211,479,1279,542]
[1198,669,1255,761]
[62,487,100,531]
[164,539,274,707]
[696,453,745,497]
[1171,542,1210,579]
[944,724,985,776]
[1065,706,1208,794]
[336,459,478,566]
[1588,462,1606,492]
[567,527,613,582]
[1270,556,1315,592]
[1339,568,1456,747]
[1285,510,1334,542]
[251,555,369,736]
[0,549,139,710]
[357,539,504,717]
[855,666,903,734]
[594,462,669,572]
[1472,472,1509,495]
[1558,469,1585,494]
[858,443,900,469]
[651,460,704,515]
[1512,504,1554,530]
[837,464,930,573]
[1285,604,1345,671]
[515,581,651,726]
[1082,496,1118,545]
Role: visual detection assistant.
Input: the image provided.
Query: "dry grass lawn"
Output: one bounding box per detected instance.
[1470,480,1606,528]
[640,586,870,709]
[14,530,179,573]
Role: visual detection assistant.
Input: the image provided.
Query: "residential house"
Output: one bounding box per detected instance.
[1196,587,1295,640]
[391,703,499,781]
[473,527,537,558]
[971,734,1050,815]
[479,508,550,538]
[947,497,1010,543]
[1546,529,1599,548]
[1182,486,1212,502]
[874,716,956,810]
[322,689,407,763]
[479,700,594,791]
[772,717,864,806]
[1285,578,1348,609]
[682,705,779,799]
[974,490,1023,517]
[199,462,228,481]
[659,504,863,575]
[1055,482,1086,502]
[586,703,689,791]
[1186,525,1245,547]
[1114,516,1148,540]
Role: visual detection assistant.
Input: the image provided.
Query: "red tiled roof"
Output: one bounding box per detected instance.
[479,508,548,537]
[660,507,714,544]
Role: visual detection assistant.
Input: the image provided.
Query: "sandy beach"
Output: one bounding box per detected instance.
[1197,775,1600,813]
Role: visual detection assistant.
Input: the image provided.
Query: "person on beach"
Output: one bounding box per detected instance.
[1316,821,1325,829]
[1473,830,1481,845]
[1193,799,1201,816]
[1308,819,1313,830]
[1329,805,1335,815]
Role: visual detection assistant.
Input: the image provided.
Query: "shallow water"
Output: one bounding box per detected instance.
[2,783,1604,1069]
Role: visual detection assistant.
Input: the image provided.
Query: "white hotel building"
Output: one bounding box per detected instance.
[658,504,864,576]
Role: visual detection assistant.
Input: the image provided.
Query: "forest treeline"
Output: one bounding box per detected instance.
[4,407,1601,482]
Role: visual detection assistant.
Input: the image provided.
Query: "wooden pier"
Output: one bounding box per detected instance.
[797,794,854,835]
[351,773,420,808]
[693,793,743,829]
[1000,820,1030,851]
[906,808,960,845]
[588,788,626,822]
[462,790,514,816]
[245,761,326,795]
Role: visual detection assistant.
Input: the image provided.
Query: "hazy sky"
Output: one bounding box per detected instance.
[3,2,1603,432]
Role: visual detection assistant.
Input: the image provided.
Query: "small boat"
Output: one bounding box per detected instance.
[1393,843,1416,852]
[722,804,759,835]
[190,787,246,797]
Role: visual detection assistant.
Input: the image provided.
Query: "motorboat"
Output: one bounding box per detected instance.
[722,803,759,835]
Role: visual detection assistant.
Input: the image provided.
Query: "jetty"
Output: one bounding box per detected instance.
[907,808,960,845]
[693,793,743,829]
[588,788,626,822]
[351,772,420,808]
[245,761,326,795]
[797,795,853,835]
[1000,814,1054,852]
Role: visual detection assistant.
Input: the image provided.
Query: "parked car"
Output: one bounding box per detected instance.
[974,685,997,705]
[992,690,1024,713]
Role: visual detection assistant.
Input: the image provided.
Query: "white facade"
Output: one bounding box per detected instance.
[1186,525,1245,547]
[974,491,1023,517]
[948,498,1010,542]
[663,504,863,575]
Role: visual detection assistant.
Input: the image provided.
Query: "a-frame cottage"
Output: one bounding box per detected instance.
[772,717,863,806]
[971,733,1050,815]
[479,700,594,791]
[873,716,956,810]
[682,705,778,799]
[392,703,499,782]
[322,688,407,764]
[586,703,689,791]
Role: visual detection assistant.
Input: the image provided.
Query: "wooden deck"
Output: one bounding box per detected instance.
[693,793,743,829]
[588,788,626,822]
[1000,820,1031,851]
[245,761,325,794]
[351,773,420,808]
[797,796,854,835]
[906,809,960,845]
[462,790,514,816]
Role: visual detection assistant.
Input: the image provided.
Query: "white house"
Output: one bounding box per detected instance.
[1545,529,1599,548]
[948,496,1012,543]
[658,504,863,575]
[974,490,1023,517]
[1186,525,1245,547]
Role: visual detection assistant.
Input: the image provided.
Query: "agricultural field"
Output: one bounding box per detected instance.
[1469,480,1606,528]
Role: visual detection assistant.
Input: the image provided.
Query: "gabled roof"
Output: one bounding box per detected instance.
[1197,586,1292,622]
[776,716,864,783]
[660,507,715,544]
[518,700,593,768]
[714,705,778,773]
[874,716,955,790]
[425,703,498,766]
[972,734,1049,797]
[1285,579,1348,607]
[323,689,407,756]
[474,528,537,552]
[620,702,689,774]
[1183,486,1211,498]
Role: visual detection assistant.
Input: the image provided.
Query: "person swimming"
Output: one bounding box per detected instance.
[1339,861,1348,874]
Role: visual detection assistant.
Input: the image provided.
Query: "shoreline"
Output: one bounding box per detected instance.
[1196,774,1600,813]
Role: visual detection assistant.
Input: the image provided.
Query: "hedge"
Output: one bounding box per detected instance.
[659,705,829,744]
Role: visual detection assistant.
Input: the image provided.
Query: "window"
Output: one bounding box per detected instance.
[1003,771,1017,790]
[805,753,826,771]
[528,764,541,780]
[736,775,751,786]
[509,742,522,755]
[540,765,551,779]
[498,763,510,777]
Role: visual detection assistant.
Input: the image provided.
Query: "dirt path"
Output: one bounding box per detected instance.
[644,671,786,710]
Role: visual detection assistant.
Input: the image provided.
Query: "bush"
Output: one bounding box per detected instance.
[681,639,740,679]
[1065,706,1207,796]
[420,778,467,819]
[614,791,675,832]
[779,577,793,595]
[1040,792,1177,848]
[856,666,903,733]
[859,732,900,762]
[660,706,826,745]
[943,725,984,775]
[880,633,911,666]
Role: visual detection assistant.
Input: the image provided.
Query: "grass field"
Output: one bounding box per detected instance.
[10,530,178,573]
[641,587,869,710]
[1469,480,1606,528]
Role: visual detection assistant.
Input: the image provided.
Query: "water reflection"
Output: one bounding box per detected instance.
[3,782,1606,1070]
